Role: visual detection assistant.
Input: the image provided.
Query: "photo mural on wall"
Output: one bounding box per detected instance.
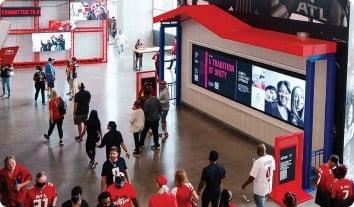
[343,1,354,180]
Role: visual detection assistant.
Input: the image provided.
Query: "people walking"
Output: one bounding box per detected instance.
[129,100,145,157]
[148,175,177,207]
[44,89,65,146]
[134,39,143,70]
[73,82,91,141]
[33,65,46,104]
[69,57,79,101]
[106,172,139,207]
[197,150,226,207]
[25,172,58,207]
[219,189,237,207]
[0,64,14,99]
[65,59,72,96]
[315,155,340,207]
[242,144,275,207]
[167,37,176,69]
[152,52,160,77]
[116,30,128,55]
[44,58,56,98]
[171,169,199,207]
[61,186,89,207]
[158,80,170,141]
[0,155,32,207]
[79,110,102,169]
[96,192,114,207]
[97,121,130,160]
[101,147,130,192]
[139,89,161,151]
[331,164,354,207]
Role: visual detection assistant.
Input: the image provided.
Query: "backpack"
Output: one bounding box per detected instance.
[58,97,67,116]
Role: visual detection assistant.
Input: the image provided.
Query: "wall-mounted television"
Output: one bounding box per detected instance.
[70,0,107,21]
[192,44,306,129]
[32,32,71,52]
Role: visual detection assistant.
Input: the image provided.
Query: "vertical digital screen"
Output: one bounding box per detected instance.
[192,44,306,128]
[280,146,296,184]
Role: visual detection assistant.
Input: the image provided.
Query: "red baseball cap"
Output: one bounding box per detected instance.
[156,175,167,186]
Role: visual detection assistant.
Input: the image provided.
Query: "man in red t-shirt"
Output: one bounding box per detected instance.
[331,165,354,207]
[25,172,57,207]
[315,155,339,207]
[0,155,32,207]
[106,173,139,207]
[148,175,177,207]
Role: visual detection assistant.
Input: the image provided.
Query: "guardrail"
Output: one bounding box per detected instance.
[311,149,324,183]
[167,81,176,102]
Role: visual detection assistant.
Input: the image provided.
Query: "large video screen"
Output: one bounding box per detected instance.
[343,1,354,180]
[192,44,306,128]
[70,0,107,21]
[32,32,71,52]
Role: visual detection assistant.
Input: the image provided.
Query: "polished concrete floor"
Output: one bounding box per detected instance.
[0,47,317,206]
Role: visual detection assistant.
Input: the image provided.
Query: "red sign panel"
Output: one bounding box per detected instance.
[0,46,19,65]
[269,132,312,206]
[0,7,41,17]
[48,20,73,31]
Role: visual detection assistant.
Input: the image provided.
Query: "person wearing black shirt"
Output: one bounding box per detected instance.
[139,89,161,151]
[61,186,89,207]
[97,121,130,160]
[33,65,46,104]
[197,150,226,207]
[52,34,66,51]
[101,147,129,192]
[96,192,114,207]
[79,110,102,169]
[0,64,13,99]
[41,39,53,51]
[74,82,91,141]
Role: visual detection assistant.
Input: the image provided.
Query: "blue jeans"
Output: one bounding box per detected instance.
[1,77,11,96]
[254,194,268,207]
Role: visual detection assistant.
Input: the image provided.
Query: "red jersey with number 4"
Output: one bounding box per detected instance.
[332,179,354,205]
[317,164,335,193]
[106,183,137,207]
[25,183,57,207]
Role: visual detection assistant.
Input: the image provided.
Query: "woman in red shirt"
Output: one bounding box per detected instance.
[0,155,32,207]
[219,189,237,207]
[44,89,65,146]
[171,170,198,207]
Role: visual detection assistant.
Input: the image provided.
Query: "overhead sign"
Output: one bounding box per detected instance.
[0,46,19,64]
[0,7,41,17]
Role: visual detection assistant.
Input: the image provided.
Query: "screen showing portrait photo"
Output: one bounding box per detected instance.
[192,44,306,129]
[32,32,71,52]
[70,0,107,21]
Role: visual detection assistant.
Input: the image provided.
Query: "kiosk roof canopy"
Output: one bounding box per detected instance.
[153,5,337,57]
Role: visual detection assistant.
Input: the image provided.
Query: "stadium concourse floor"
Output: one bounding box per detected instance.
[0,48,317,206]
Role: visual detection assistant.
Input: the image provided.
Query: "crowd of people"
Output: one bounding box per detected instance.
[2,56,354,207]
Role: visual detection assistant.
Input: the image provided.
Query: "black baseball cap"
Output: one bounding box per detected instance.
[329,155,339,166]
[48,57,55,61]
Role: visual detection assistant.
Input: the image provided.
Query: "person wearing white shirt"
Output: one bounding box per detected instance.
[129,100,145,157]
[115,30,128,56]
[242,144,275,207]
[158,80,170,141]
